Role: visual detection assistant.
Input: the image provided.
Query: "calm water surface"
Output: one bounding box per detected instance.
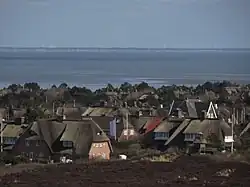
[0,50,249,89]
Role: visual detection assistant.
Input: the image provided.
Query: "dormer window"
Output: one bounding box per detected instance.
[4,137,17,145]
[62,141,73,148]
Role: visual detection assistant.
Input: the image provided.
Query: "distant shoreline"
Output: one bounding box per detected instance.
[0,47,250,52]
[0,81,248,92]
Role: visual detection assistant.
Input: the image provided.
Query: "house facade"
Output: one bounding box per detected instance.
[1,124,30,154]
[89,141,112,160]
[15,136,51,160]
[88,123,113,160]
[154,119,181,141]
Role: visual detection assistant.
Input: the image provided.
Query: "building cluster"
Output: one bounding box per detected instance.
[1,95,248,162]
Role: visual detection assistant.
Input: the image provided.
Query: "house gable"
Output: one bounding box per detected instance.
[89,141,111,160]
[119,128,138,141]
[206,102,218,119]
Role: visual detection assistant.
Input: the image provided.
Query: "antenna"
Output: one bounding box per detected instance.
[52,102,55,117]
[231,107,235,153]
[168,100,175,116]
[0,117,3,153]
[126,112,129,140]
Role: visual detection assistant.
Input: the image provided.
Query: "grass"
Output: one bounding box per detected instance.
[141,153,180,162]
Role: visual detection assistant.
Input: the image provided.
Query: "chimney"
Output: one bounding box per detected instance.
[137,110,142,117]
[61,107,64,117]
[177,109,183,118]
[134,101,137,108]
[201,110,206,120]
[149,109,153,116]
[214,104,218,109]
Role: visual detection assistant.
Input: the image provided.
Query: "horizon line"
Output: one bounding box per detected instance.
[0,46,250,52]
[0,46,250,51]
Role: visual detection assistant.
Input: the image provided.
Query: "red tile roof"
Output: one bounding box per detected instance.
[143,117,163,134]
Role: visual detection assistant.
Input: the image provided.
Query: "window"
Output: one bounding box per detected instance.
[99,143,103,148]
[154,132,169,139]
[62,141,73,148]
[185,133,196,141]
[123,129,128,136]
[25,140,30,147]
[4,137,17,145]
[129,129,135,135]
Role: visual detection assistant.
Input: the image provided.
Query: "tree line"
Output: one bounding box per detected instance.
[0,80,249,110]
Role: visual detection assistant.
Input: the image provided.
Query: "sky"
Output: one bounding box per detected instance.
[0,0,249,48]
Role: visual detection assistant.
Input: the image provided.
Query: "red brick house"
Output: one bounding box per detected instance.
[88,119,113,160]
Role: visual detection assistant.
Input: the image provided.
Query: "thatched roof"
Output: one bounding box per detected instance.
[2,124,26,138]
[61,120,93,155]
[164,119,191,146]
[130,116,152,131]
[184,119,232,142]
[154,119,181,133]
[90,119,113,152]
[183,120,202,134]
[31,119,66,152]
[0,108,7,118]
[240,122,250,137]
[82,107,116,117]
[56,107,86,119]
[13,109,26,118]
[170,99,210,118]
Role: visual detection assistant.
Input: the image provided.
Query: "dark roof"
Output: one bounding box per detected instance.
[31,119,66,153]
[93,132,110,142]
[82,107,117,117]
[240,122,250,137]
[90,119,113,152]
[89,116,114,131]
[154,119,181,133]
[82,116,124,138]
[219,120,232,136]
[56,107,85,119]
[156,108,169,117]
[184,119,232,142]
[13,109,26,118]
[125,92,145,101]
[170,99,210,118]
[165,119,191,146]
[61,120,93,155]
[183,120,202,134]
[195,102,209,118]
[129,116,150,131]
[2,124,27,138]
[0,108,7,118]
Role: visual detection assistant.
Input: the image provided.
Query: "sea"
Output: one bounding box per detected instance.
[0,49,250,90]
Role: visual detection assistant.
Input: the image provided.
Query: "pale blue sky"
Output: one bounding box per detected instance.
[0,0,249,48]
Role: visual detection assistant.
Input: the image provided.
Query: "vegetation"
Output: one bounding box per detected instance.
[0,80,249,123]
